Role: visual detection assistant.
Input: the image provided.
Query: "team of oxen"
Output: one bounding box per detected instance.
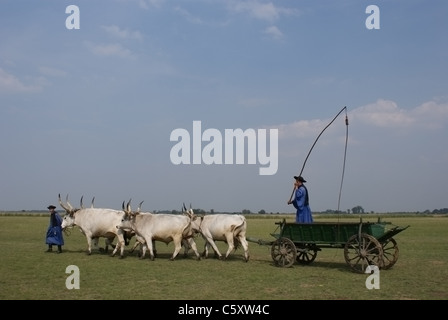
[58,194,250,262]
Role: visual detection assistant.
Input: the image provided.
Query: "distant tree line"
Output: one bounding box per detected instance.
[13,206,448,215]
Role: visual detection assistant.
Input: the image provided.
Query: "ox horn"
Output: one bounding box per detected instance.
[80,196,84,209]
[65,194,74,211]
[137,201,144,213]
[183,203,187,212]
[58,193,71,212]
[91,197,95,208]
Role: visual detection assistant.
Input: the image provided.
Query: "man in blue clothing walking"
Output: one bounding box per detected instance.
[45,205,64,253]
[287,176,313,223]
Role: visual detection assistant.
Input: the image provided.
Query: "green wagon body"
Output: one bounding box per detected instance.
[248,218,409,273]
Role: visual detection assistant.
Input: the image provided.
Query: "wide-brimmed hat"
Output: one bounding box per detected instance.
[293,176,307,183]
[47,205,56,210]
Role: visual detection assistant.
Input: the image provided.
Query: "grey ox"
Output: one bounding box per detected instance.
[116,200,201,261]
[59,194,127,258]
[188,209,250,262]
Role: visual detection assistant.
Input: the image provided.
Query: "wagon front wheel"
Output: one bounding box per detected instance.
[382,237,399,269]
[344,233,383,274]
[271,237,296,268]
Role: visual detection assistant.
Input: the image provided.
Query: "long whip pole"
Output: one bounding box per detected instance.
[288,106,348,203]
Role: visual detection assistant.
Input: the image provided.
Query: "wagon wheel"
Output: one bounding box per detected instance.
[271,237,297,268]
[381,237,399,270]
[344,233,383,274]
[296,244,318,265]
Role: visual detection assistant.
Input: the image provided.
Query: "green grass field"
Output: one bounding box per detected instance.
[0,214,447,300]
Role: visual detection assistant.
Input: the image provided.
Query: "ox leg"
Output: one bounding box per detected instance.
[111,241,119,257]
[129,239,140,254]
[186,238,201,260]
[146,237,156,261]
[202,242,209,258]
[104,237,115,254]
[241,237,250,262]
[140,242,147,259]
[205,237,223,260]
[111,230,126,258]
[134,239,147,259]
[224,235,236,260]
[170,237,184,261]
[86,237,94,255]
[115,238,125,259]
[182,239,190,258]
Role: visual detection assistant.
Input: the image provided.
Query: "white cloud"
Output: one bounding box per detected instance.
[0,68,42,93]
[174,6,204,24]
[229,0,299,22]
[118,0,164,10]
[352,99,415,128]
[86,42,133,58]
[38,66,67,77]
[270,99,448,143]
[352,99,448,129]
[264,25,283,39]
[411,100,448,129]
[101,25,143,41]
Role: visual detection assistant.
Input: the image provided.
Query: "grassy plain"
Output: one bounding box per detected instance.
[0,213,447,300]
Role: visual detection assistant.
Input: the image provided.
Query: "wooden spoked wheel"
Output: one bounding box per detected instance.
[296,244,318,265]
[271,237,297,268]
[344,233,384,274]
[381,237,399,269]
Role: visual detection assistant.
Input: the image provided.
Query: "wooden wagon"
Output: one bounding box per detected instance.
[247,218,409,273]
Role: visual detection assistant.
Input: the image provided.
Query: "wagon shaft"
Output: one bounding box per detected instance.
[376,225,410,243]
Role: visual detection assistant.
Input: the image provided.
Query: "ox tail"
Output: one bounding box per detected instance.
[232,218,247,250]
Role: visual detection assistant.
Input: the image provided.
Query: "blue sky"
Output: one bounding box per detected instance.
[1,0,447,213]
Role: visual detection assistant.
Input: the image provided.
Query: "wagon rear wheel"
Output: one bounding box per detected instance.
[296,244,318,265]
[344,233,383,274]
[271,237,296,268]
[381,237,399,270]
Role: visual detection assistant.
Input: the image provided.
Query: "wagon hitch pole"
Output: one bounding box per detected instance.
[288,106,349,211]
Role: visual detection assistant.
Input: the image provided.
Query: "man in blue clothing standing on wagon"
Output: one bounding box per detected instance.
[287,176,313,223]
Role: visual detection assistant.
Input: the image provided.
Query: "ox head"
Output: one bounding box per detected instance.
[181,203,203,234]
[117,199,143,232]
[182,203,195,219]
[58,193,80,230]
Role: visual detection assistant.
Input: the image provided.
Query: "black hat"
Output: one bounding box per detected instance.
[294,176,307,183]
[47,205,56,210]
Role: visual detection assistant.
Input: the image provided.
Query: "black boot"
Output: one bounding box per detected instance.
[45,246,52,253]
[57,246,62,254]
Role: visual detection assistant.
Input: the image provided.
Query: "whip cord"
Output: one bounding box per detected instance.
[289,106,348,204]
[337,109,349,212]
